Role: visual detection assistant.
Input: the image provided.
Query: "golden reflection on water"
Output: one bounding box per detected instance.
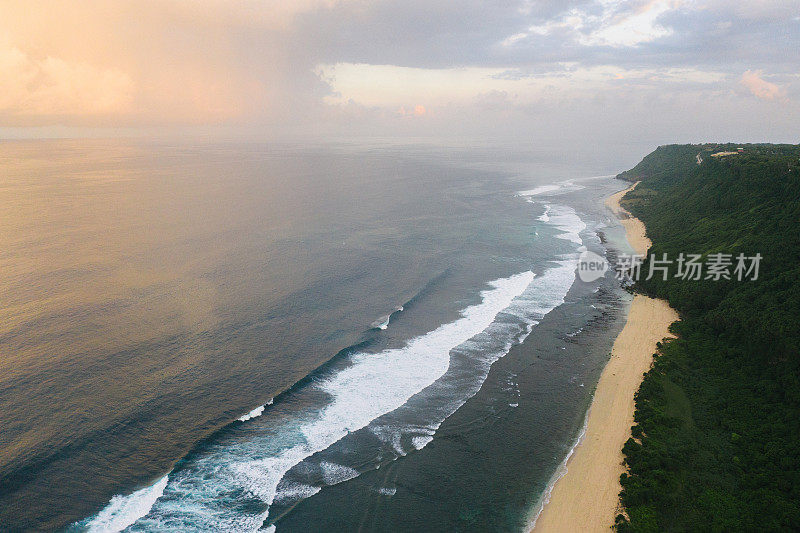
[0,139,370,527]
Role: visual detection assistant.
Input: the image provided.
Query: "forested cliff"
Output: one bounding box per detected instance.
[614,144,800,531]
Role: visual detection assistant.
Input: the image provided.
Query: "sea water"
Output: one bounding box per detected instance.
[0,140,630,531]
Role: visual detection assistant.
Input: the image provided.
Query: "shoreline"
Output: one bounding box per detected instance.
[531,182,678,532]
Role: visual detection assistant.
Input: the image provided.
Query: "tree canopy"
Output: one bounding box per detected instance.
[614,144,800,531]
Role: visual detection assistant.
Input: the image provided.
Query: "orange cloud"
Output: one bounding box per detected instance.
[0,0,352,127]
[397,105,428,117]
[740,69,785,101]
[0,45,134,119]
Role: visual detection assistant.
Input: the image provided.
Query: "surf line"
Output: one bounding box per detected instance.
[76,271,536,533]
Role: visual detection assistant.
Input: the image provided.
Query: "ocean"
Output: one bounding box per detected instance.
[0,139,633,531]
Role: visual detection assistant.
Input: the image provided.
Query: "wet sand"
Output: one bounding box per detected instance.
[532,182,678,532]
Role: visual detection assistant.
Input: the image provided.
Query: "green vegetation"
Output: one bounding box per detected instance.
[614,144,800,531]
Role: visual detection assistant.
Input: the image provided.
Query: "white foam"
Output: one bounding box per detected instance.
[272,482,321,504]
[373,316,390,330]
[497,260,578,364]
[545,204,586,246]
[79,223,589,532]
[73,179,598,531]
[538,205,551,222]
[237,398,273,422]
[319,462,360,485]
[233,272,534,522]
[104,271,535,532]
[81,475,168,533]
[518,184,561,197]
[369,424,410,456]
[354,257,581,489]
[371,306,403,330]
[411,435,434,449]
[517,179,586,199]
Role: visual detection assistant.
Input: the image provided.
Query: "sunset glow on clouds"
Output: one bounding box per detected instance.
[0,0,797,141]
[0,45,134,118]
[740,70,786,101]
[0,0,341,126]
[317,62,728,109]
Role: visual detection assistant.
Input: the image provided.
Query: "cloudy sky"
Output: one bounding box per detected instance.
[1,0,798,145]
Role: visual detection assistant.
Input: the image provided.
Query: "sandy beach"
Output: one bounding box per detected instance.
[604,183,651,255]
[532,183,678,532]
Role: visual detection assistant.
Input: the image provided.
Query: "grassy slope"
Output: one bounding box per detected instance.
[613,144,800,531]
